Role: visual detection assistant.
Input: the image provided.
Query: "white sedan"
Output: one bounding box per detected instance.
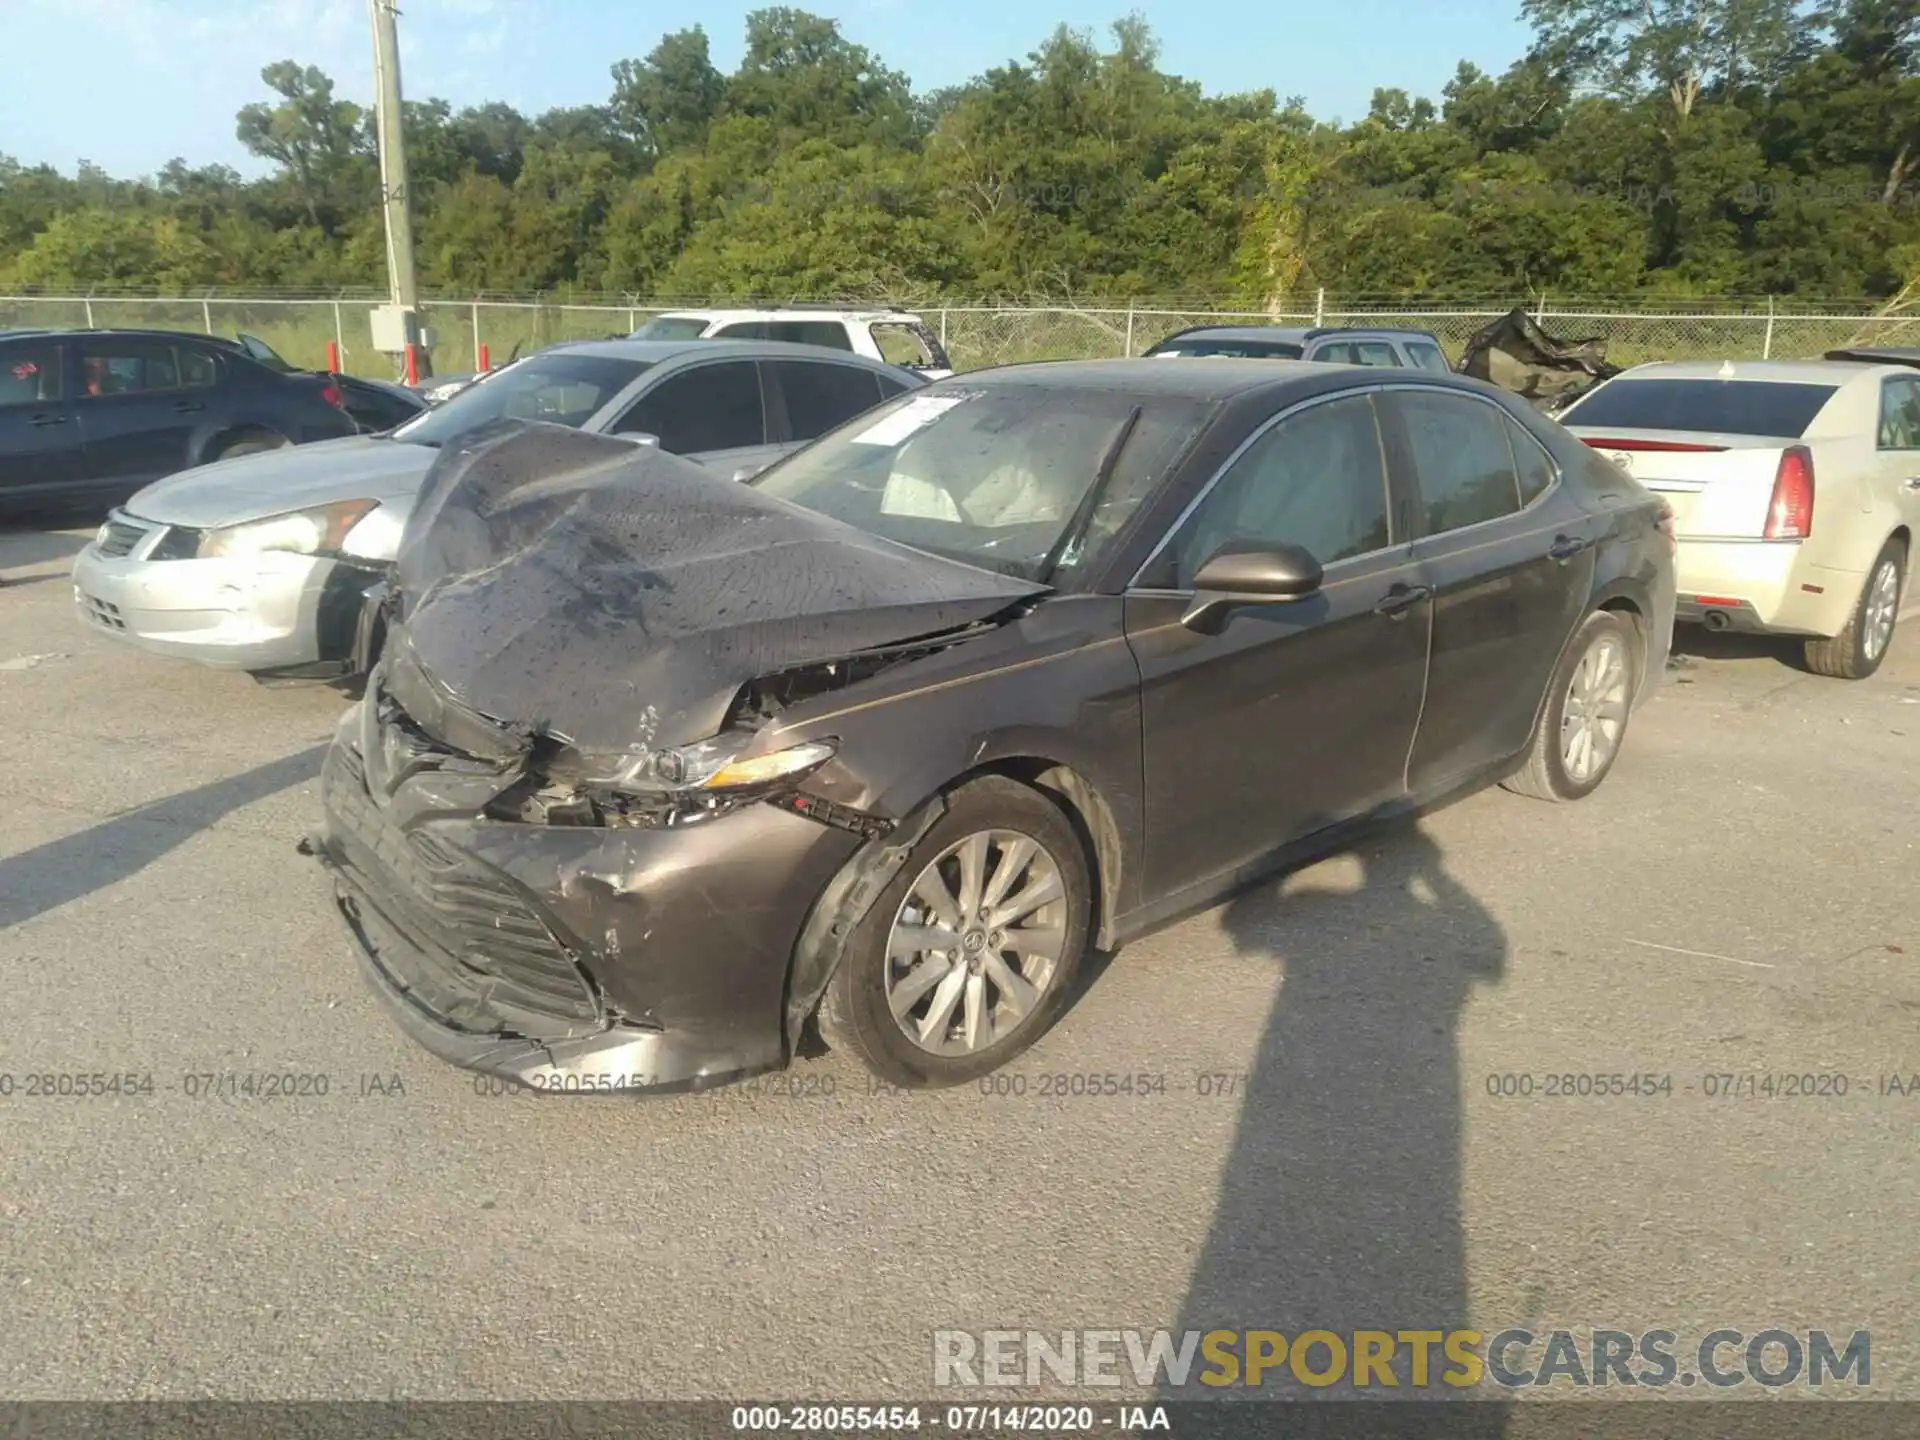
[1561,357,1920,679]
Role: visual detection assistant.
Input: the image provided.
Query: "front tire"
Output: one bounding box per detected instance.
[816,776,1091,1088]
[1803,540,1904,681]
[212,433,286,463]
[1503,610,1637,803]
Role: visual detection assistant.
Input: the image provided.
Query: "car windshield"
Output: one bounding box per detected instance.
[630,316,712,340]
[1563,378,1837,438]
[391,353,651,447]
[750,383,1206,581]
[1152,339,1305,359]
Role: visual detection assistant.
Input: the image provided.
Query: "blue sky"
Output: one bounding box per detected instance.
[1,0,1536,179]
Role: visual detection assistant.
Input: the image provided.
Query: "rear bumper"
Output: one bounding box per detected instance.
[1673,538,1860,638]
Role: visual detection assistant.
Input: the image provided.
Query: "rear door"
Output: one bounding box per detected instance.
[74,337,204,489]
[1380,386,1598,793]
[0,337,84,504]
[608,359,776,475]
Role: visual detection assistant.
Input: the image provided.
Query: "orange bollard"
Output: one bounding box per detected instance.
[404,344,419,386]
[477,343,491,373]
[325,340,340,372]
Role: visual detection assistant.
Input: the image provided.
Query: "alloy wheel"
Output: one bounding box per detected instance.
[885,829,1067,1056]
[1560,632,1630,785]
[1862,559,1901,663]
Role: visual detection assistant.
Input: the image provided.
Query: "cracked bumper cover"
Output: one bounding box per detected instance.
[312,727,863,1093]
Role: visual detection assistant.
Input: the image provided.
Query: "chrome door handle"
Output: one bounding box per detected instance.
[1373,583,1432,618]
[1902,476,1920,490]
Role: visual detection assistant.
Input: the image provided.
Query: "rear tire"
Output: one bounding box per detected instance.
[816,776,1091,1088]
[1503,610,1637,803]
[1803,540,1904,681]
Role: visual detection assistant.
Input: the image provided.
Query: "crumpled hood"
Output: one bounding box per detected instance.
[124,436,434,529]
[387,419,1044,756]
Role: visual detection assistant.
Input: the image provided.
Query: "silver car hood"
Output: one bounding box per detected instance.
[122,436,435,530]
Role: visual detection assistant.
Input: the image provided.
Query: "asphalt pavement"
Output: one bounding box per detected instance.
[2,522,1917,1404]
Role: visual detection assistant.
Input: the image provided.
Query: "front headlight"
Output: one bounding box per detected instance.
[581,734,837,798]
[199,499,379,559]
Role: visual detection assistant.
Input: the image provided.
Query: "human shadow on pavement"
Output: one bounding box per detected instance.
[0,744,326,930]
[1163,822,1509,1436]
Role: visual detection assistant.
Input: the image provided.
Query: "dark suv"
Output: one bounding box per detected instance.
[0,328,411,516]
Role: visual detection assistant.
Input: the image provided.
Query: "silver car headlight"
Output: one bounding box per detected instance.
[580,734,837,799]
[199,500,380,559]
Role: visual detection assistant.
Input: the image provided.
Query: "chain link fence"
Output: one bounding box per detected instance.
[4,291,1918,378]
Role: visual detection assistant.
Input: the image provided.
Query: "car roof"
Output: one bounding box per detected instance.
[542,336,920,375]
[946,356,1482,400]
[652,308,923,324]
[1605,359,1879,384]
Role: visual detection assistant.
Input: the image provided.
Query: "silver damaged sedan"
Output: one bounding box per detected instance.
[70,338,923,677]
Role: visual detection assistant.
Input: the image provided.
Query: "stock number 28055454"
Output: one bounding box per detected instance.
[1485,1072,1675,1098]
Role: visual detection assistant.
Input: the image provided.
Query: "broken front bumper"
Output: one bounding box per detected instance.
[311,697,863,1093]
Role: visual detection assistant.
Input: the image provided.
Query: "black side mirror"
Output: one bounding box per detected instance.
[1181,539,1324,634]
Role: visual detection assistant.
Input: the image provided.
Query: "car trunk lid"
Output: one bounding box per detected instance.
[1569,428,1801,539]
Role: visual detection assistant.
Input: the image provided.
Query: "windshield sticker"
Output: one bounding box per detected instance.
[850,393,970,446]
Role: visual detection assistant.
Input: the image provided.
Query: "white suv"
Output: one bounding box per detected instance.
[631,308,954,379]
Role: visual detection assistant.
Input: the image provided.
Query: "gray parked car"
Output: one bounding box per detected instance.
[70,338,924,678]
[1144,325,1451,370]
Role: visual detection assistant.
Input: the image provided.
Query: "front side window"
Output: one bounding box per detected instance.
[1156,393,1393,588]
[870,323,936,367]
[752,383,1205,580]
[0,342,63,406]
[1878,377,1920,450]
[1352,342,1402,367]
[79,341,180,397]
[391,353,651,447]
[1406,341,1451,373]
[616,361,765,453]
[1394,390,1523,535]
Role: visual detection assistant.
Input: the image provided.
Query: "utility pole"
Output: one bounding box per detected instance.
[369,0,416,311]
[368,0,430,375]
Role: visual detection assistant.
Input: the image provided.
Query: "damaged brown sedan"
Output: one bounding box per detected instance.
[309,360,1675,1090]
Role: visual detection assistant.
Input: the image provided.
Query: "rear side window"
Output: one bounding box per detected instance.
[81,341,181,396]
[769,360,883,442]
[1406,341,1450,373]
[617,360,766,453]
[1506,418,1557,503]
[1352,342,1402,367]
[1878,377,1920,449]
[764,321,855,352]
[1563,379,1836,438]
[713,321,769,341]
[631,316,714,340]
[0,342,62,405]
[1393,391,1523,535]
[179,348,220,387]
